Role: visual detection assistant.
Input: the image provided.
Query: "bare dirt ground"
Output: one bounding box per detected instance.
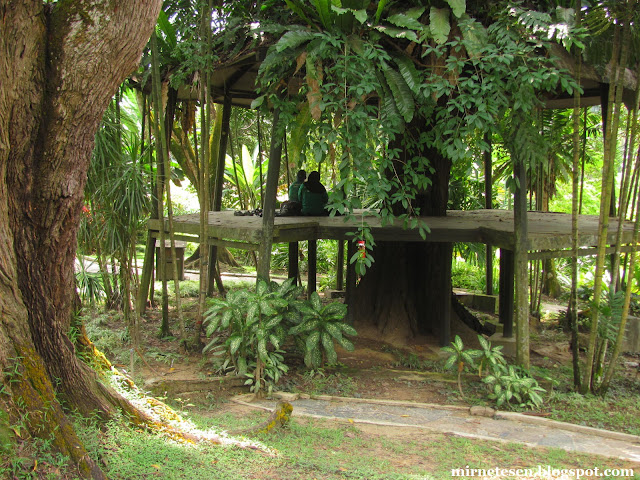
[131,302,621,413]
[132,291,593,407]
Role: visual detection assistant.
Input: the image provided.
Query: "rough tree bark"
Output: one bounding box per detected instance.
[350,117,453,344]
[0,1,161,477]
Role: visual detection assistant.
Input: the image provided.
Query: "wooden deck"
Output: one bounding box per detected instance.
[147,209,638,255]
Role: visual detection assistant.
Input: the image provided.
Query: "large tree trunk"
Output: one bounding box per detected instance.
[0,1,161,477]
[350,117,453,344]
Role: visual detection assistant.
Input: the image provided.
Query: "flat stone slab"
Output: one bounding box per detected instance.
[233,393,640,462]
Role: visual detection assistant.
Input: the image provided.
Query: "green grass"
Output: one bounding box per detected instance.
[83,310,130,364]
[547,386,640,436]
[282,371,360,397]
[64,408,640,480]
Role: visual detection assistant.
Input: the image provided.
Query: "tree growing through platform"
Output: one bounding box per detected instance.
[252,1,580,356]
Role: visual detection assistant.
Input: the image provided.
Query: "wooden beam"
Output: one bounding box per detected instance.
[257,109,282,282]
[149,231,259,250]
[440,244,452,347]
[528,244,640,260]
[138,233,156,314]
[208,94,233,295]
[484,133,494,296]
[211,95,231,212]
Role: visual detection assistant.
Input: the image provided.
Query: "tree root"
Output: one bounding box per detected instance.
[230,401,293,436]
[108,370,278,456]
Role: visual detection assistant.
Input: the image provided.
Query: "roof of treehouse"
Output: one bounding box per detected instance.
[167,43,638,109]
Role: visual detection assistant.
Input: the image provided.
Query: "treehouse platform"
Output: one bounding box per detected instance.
[147,209,638,254]
[145,209,639,347]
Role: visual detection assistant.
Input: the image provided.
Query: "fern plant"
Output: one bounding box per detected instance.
[483,364,546,410]
[204,279,356,393]
[289,291,356,368]
[203,279,303,395]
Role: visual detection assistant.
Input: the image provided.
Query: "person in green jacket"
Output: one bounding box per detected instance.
[298,170,328,216]
[288,169,306,203]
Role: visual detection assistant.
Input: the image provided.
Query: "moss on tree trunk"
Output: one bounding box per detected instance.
[0,1,162,478]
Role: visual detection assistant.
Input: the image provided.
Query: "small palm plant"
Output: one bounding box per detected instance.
[441,335,547,410]
[289,291,356,368]
[442,335,480,397]
[476,335,506,378]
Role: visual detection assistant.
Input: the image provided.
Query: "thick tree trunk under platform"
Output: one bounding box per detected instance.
[349,242,453,346]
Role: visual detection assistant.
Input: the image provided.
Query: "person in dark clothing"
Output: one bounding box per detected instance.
[298,170,328,216]
[278,169,306,216]
[289,170,306,203]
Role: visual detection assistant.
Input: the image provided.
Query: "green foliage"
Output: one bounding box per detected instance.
[442,335,546,409]
[442,336,478,373]
[347,225,376,277]
[204,279,299,394]
[289,291,354,368]
[223,144,267,210]
[483,364,546,410]
[0,410,13,457]
[82,312,130,364]
[204,279,356,393]
[442,335,479,397]
[270,239,338,275]
[476,335,505,378]
[451,258,486,292]
[75,256,105,306]
[382,346,436,371]
[548,385,640,436]
[80,93,152,311]
[253,0,580,276]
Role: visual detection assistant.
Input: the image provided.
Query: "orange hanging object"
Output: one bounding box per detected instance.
[358,240,366,258]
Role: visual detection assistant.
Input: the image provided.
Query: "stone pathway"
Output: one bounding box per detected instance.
[232,393,640,463]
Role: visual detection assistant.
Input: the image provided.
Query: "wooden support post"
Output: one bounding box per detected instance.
[484,133,494,295]
[308,239,317,297]
[138,234,155,313]
[499,248,514,338]
[208,94,233,295]
[439,245,452,347]
[336,240,345,291]
[288,242,299,285]
[514,156,530,368]
[257,109,282,282]
[486,245,494,295]
[345,240,356,306]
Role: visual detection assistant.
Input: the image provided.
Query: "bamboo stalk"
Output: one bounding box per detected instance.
[198,0,212,346]
[568,0,582,388]
[582,21,629,393]
[151,32,172,338]
[600,59,640,392]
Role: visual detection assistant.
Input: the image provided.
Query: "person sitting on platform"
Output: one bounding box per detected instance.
[279,169,306,216]
[289,169,306,203]
[298,170,328,216]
